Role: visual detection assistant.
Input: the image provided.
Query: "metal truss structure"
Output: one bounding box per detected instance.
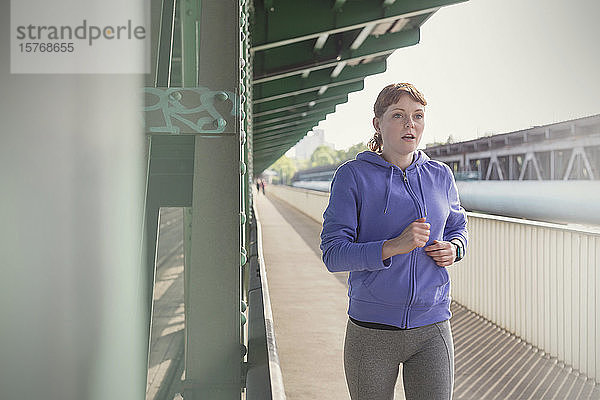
[425,114,600,180]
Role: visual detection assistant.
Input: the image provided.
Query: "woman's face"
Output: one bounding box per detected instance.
[373,95,425,161]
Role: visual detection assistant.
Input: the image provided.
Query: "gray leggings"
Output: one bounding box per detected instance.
[344,319,454,400]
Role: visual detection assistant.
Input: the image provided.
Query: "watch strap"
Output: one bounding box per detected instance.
[450,239,464,262]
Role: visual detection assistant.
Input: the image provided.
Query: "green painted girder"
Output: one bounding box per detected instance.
[180,0,200,86]
[254,115,325,134]
[333,0,347,12]
[254,106,336,127]
[254,99,341,122]
[254,148,293,164]
[253,110,330,133]
[251,0,466,51]
[254,136,305,152]
[254,122,317,140]
[254,126,310,143]
[254,151,293,172]
[155,0,177,86]
[254,82,363,113]
[254,28,419,84]
[254,94,348,117]
[253,61,386,101]
[254,76,364,104]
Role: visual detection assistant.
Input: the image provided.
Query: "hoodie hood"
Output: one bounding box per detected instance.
[356,150,430,169]
[356,150,430,214]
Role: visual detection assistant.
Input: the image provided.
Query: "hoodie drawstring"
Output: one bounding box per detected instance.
[384,166,394,213]
[416,166,428,217]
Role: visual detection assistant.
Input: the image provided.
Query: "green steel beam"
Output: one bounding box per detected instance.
[254,127,312,144]
[254,148,295,162]
[253,94,348,117]
[155,0,177,86]
[253,113,327,134]
[254,136,306,152]
[254,149,293,172]
[254,28,419,83]
[254,100,340,123]
[180,0,201,86]
[254,106,336,127]
[254,123,317,141]
[251,0,465,51]
[253,62,386,102]
[253,82,362,114]
[333,0,347,12]
[253,76,364,104]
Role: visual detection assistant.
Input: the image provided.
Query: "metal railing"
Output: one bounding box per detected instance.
[450,213,600,382]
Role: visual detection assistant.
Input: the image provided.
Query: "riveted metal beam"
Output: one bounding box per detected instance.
[253,28,419,84]
[181,0,201,86]
[254,94,348,117]
[254,117,325,135]
[254,99,342,122]
[254,135,307,152]
[254,126,317,144]
[251,0,464,51]
[155,0,177,86]
[253,81,362,113]
[253,61,385,100]
[254,106,336,127]
[254,121,318,138]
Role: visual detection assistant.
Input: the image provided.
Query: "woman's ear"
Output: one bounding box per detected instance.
[372,117,380,132]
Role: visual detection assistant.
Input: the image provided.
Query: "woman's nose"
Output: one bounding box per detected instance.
[405,117,415,127]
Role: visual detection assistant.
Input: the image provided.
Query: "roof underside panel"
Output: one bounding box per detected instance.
[251,0,467,174]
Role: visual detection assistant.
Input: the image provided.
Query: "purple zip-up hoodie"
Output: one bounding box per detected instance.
[320,150,468,328]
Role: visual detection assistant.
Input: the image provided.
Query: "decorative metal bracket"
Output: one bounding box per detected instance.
[144,87,238,135]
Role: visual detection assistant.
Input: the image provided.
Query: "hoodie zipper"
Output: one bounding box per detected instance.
[401,169,426,328]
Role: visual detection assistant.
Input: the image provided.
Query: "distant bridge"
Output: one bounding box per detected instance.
[424,114,600,180]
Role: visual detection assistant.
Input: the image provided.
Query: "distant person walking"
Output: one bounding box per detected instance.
[320,83,468,400]
[256,179,261,194]
[260,179,265,194]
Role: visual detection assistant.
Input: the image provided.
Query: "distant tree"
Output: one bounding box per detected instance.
[310,145,339,167]
[342,142,368,160]
[446,135,455,144]
[270,155,297,184]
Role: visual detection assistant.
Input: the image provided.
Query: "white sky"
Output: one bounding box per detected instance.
[293,0,600,152]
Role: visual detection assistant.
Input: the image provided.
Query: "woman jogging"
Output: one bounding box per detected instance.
[320,83,468,400]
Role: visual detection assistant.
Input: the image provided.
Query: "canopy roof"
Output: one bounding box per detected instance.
[251,0,467,173]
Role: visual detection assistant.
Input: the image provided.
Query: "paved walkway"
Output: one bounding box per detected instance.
[146,208,185,400]
[255,192,408,399]
[256,191,600,400]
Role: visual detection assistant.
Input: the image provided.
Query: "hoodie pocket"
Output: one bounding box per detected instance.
[359,253,412,306]
[363,270,378,287]
[413,251,451,307]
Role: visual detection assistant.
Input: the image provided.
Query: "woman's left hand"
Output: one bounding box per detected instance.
[424,240,455,267]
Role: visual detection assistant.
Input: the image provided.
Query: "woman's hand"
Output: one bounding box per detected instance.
[424,240,456,267]
[382,217,430,259]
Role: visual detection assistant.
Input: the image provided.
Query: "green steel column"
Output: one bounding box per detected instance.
[182,0,242,398]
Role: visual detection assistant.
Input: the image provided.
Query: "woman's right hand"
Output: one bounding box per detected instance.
[382,217,430,259]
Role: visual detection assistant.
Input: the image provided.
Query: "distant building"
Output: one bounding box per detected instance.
[293,128,335,159]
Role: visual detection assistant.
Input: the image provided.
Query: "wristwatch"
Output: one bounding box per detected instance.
[450,239,464,262]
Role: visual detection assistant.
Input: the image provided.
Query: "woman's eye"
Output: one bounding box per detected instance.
[393,113,404,119]
[415,114,424,119]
